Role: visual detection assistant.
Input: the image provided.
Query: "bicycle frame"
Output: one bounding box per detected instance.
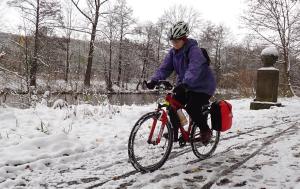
[147,108,168,145]
[147,93,193,145]
[129,81,219,172]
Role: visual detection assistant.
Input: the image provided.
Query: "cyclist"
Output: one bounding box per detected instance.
[145,21,216,144]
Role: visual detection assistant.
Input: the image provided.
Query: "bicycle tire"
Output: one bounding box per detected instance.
[128,111,173,172]
[190,120,220,159]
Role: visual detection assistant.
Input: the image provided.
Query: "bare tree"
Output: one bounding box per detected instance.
[160,5,202,36]
[71,0,108,87]
[19,21,31,91]
[8,0,62,87]
[295,24,300,56]
[200,22,229,83]
[135,23,156,90]
[154,18,168,65]
[100,2,118,91]
[113,0,134,87]
[62,1,75,83]
[242,0,300,96]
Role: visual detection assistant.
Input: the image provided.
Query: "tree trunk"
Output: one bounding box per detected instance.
[214,44,221,83]
[30,0,40,87]
[84,3,100,87]
[282,48,294,97]
[117,23,124,86]
[84,24,97,87]
[136,53,148,91]
[157,34,161,63]
[108,40,112,90]
[136,37,150,90]
[106,38,113,91]
[156,24,164,65]
[24,36,30,92]
[217,47,221,82]
[65,37,70,82]
[76,45,81,91]
[104,52,108,90]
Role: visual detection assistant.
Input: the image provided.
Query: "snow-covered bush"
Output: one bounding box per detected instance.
[52,99,68,109]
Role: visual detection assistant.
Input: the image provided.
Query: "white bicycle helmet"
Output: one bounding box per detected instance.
[168,21,189,40]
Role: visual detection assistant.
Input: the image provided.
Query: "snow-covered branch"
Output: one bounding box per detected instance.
[0,51,6,58]
[0,65,26,81]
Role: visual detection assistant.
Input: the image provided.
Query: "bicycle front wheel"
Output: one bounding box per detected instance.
[128,111,173,172]
[190,114,220,159]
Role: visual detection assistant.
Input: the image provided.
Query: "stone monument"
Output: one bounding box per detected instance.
[250,46,282,110]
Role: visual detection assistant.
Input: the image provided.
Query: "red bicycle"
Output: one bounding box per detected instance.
[128,81,220,172]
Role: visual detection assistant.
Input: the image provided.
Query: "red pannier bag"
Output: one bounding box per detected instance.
[211,100,233,132]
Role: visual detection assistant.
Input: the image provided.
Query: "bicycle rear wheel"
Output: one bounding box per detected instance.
[190,113,220,160]
[128,111,173,172]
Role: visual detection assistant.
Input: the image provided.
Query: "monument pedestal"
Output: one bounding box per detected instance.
[250,101,281,110]
[250,46,281,110]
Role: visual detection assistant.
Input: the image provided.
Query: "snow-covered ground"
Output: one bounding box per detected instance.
[0,97,300,189]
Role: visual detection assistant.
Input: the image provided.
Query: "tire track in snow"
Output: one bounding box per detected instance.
[200,122,299,189]
[168,117,300,160]
[112,122,300,189]
[71,120,293,188]
[92,115,300,171]
[87,120,299,189]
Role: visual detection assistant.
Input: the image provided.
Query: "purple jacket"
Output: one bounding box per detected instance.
[151,38,216,96]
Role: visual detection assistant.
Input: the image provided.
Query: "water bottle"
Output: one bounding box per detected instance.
[177,109,188,126]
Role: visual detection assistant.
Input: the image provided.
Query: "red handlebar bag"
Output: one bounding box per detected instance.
[211,100,233,132]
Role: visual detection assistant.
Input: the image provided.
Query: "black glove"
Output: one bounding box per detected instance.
[144,80,158,89]
[173,83,187,96]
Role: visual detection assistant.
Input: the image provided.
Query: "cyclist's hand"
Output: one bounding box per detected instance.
[144,80,158,89]
[163,82,173,90]
[173,83,187,96]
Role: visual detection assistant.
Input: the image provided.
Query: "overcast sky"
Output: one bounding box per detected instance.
[0,0,247,40]
[126,0,247,38]
[127,0,245,24]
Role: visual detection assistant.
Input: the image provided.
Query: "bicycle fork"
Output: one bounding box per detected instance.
[147,110,168,145]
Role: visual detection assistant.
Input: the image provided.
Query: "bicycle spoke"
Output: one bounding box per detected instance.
[191,123,220,160]
[128,112,173,172]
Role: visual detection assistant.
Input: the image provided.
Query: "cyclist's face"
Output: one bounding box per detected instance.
[171,39,185,50]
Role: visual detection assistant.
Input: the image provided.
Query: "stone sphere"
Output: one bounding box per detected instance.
[261,46,279,67]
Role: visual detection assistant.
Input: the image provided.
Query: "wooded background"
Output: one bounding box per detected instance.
[0,0,299,97]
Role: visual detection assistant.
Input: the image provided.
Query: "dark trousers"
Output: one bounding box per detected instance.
[170,91,211,139]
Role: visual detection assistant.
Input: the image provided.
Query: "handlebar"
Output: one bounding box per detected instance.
[143,80,173,91]
[156,80,173,90]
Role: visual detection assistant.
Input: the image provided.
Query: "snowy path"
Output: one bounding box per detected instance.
[0,98,300,188]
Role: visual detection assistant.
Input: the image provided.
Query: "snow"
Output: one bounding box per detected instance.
[0,133,84,167]
[52,99,68,109]
[0,51,5,58]
[258,67,279,71]
[261,46,279,57]
[42,91,50,98]
[0,97,300,188]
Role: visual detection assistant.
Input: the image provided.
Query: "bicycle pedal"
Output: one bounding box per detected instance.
[162,133,168,139]
[179,142,186,148]
[178,137,186,147]
[163,133,179,142]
